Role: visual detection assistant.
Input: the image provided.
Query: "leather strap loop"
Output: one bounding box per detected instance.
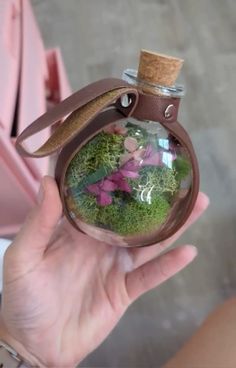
[15,78,139,157]
[126,92,180,123]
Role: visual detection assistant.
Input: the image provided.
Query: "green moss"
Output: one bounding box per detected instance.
[64,126,192,237]
[98,194,170,235]
[98,199,120,230]
[130,166,178,202]
[126,121,149,147]
[71,189,170,236]
[173,156,191,182]
[71,193,99,224]
[66,132,125,187]
[72,165,114,194]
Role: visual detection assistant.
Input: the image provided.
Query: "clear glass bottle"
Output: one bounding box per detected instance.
[64,62,193,247]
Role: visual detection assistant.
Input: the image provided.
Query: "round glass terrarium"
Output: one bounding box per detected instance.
[63,69,193,247]
[15,50,199,247]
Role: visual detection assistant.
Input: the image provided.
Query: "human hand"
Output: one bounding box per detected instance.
[0,176,209,367]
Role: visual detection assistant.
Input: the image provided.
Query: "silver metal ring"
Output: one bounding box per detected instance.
[164,104,174,119]
[120,94,132,108]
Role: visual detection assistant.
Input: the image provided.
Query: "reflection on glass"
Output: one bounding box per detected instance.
[63,118,193,246]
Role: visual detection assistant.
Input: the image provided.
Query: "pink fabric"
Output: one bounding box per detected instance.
[0,0,21,134]
[0,0,71,236]
[46,48,72,103]
[0,128,38,236]
[17,0,49,178]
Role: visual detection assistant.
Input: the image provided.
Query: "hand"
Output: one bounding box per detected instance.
[0,176,209,367]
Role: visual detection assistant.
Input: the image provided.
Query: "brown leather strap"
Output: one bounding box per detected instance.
[122,91,180,123]
[15,78,139,157]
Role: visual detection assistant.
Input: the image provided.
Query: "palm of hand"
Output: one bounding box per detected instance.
[1,177,208,367]
[3,226,133,366]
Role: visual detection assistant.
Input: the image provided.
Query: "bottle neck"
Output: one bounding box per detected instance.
[122,69,185,98]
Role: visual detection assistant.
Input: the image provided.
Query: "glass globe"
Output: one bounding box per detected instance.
[63,118,193,246]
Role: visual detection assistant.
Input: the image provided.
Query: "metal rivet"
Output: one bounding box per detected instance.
[121,94,132,108]
[164,104,174,119]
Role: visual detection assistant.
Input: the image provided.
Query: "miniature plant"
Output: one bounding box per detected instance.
[66,132,125,187]
[75,165,114,194]
[66,188,171,236]
[87,179,118,207]
[122,195,170,234]
[130,166,178,202]
[72,193,99,224]
[95,193,170,235]
[86,160,138,206]
[65,121,192,238]
[173,156,191,182]
[126,121,149,147]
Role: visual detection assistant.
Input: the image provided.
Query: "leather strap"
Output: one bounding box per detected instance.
[15,77,183,158]
[127,92,180,123]
[15,78,139,157]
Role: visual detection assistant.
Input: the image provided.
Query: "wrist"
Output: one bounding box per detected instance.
[0,322,44,367]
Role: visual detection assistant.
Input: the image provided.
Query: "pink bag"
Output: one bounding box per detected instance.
[0,0,71,236]
[0,0,21,134]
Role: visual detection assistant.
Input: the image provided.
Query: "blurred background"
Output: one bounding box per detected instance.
[29,0,236,366]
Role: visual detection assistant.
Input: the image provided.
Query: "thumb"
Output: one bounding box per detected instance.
[10,176,62,264]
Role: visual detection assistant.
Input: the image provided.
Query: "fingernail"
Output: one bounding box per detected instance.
[37,179,45,205]
[199,192,210,210]
[188,245,198,258]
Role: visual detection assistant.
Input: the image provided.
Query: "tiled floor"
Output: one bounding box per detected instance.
[32,0,236,366]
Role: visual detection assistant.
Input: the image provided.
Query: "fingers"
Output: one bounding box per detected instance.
[130,192,209,269]
[126,245,197,302]
[11,176,62,263]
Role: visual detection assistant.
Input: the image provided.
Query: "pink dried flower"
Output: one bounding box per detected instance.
[120,147,146,166]
[120,160,140,178]
[98,191,112,206]
[133,148,146,161]
[108,172,132,193]
[142,154,161,166]
[100,179,117,191]
[107,172,123,182]
[124,137,139,152]
[87,173,132,206]
[141,144,177,167]
[120,152,133,166]
[104,124,127,135]
[87,183,100,195]
[87,179,117,206]
[141,145,162,167]
[117,179,132,193]
[120,136,145,166]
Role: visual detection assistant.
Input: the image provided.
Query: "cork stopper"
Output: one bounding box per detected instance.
[138,49,184,88]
